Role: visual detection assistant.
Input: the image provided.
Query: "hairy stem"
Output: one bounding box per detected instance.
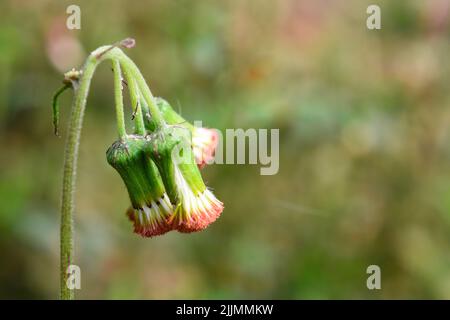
[60,55,98,300]
[59,45,160,299]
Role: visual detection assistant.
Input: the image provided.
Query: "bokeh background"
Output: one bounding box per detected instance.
[1,0,450,299]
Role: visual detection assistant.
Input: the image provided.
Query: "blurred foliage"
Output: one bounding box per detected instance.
[0,0,450,299]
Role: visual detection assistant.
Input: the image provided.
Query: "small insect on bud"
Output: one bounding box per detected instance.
[146,126,223,233]
[106,135,173,237]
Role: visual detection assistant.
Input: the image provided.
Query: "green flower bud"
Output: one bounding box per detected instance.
[146,126,223,233]
[106,135,173,237]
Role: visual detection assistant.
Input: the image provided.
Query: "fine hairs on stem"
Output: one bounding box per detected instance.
[58,39,165,299]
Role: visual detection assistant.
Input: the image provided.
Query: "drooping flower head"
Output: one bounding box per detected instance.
[106,135,173,237]
[146,126,223,233]
[146,98,219,169]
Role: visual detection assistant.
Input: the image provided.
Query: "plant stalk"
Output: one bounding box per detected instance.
[118,55,165,130]
[59,45,161,299]
[112,59,127,139]
[121,66,146,135]
[60,55,98,300]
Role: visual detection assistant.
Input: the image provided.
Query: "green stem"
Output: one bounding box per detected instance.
[52,84,70,136]
[122,68,146,135]
[139,91,151,125]
[112,59,127,139]
[118,55,166,130]
[60,46,123,300]
[59,45,160,299]
[60,55,98,300]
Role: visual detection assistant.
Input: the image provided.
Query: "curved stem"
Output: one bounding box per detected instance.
[52,84,71,137]
[60,47,120,300]
[118,54,166,130]
[59,45,161,299]
[60,55,99,300]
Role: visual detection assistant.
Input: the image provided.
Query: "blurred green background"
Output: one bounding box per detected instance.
[0,0,450,299]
